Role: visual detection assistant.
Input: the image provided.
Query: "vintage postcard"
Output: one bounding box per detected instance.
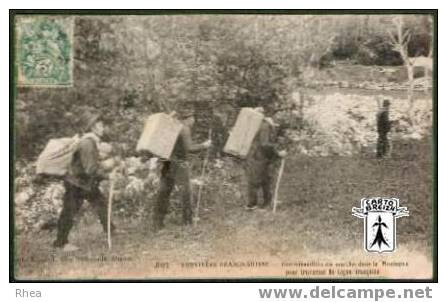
[11,11,436,281]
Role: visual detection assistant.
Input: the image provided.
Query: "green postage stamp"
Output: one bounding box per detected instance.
[16,17,73,87]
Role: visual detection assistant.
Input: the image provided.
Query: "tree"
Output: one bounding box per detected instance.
[387,16,416,121]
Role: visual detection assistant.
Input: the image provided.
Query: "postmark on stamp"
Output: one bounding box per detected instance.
[16,17,73,87]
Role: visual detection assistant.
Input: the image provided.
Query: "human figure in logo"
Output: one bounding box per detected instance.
[370,215,390,249]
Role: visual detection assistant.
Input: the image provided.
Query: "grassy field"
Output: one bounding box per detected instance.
[14,136,433,280]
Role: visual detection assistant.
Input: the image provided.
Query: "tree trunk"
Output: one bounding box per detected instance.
[298,91,304,133]
[405,62,415,124]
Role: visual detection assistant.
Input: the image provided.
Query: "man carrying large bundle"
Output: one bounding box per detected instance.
[53,109,116,251]
[244,108,287,210]
[151,109,211,232]
[223,107,287,210]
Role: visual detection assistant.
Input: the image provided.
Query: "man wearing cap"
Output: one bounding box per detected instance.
[53,109,114,251]
[151,109,211,232]
[376,99,392,158]
[244,108,287,210]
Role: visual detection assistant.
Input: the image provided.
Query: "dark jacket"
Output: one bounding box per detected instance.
[245,121,281,183]
[377,109,391,136]
[210,116,227,156]
[170,125,206,162]
[65,133,107,190]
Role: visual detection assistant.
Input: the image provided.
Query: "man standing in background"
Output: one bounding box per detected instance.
[376,99,392,158]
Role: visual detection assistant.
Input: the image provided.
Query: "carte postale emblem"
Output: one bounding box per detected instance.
[352,197,409,253]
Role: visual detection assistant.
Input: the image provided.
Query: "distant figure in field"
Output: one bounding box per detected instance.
[376,99,392,158]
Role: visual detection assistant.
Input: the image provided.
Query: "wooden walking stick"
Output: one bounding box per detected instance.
[273,158,286,213]
[107,167,119,250]
[194,129,212,226]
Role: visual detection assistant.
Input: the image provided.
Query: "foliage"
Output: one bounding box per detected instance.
[15,15,432,160]
[13,15,433,232]
[330,15,433,66]
[277,92,432,156]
